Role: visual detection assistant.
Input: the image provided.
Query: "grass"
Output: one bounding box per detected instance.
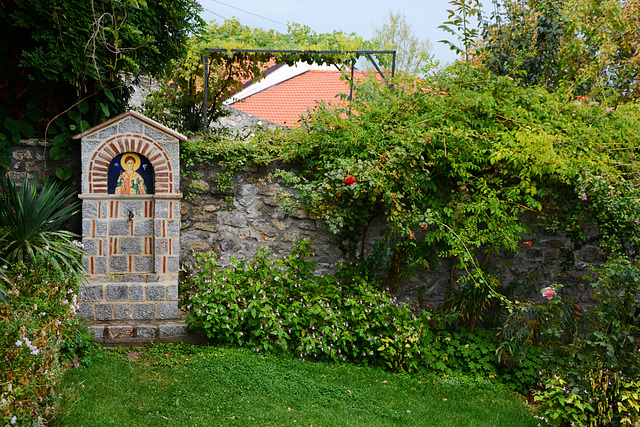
[58,343,541,427]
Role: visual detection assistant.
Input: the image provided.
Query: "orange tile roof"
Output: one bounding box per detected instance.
[236,59,280,89]
[230,70,371,127]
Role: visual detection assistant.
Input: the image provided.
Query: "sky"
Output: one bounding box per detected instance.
[197,0,483,67]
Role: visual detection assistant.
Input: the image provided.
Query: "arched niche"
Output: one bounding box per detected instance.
[86,134,175,195]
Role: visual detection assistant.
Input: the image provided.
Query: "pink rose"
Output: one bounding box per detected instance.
[542,286,556,300]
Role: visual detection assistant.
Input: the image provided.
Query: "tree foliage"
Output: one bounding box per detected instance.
[371,10,433,74]
[480,0,640,101]
[143,19,378,133]
[0,0,202,176]
[439,0,482,62]
[252,64,640,292]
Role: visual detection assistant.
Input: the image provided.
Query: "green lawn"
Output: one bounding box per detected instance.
[58,343,541,427]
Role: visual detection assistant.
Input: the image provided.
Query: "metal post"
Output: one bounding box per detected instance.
[203,56,209,131]
[348,59,355,117]
[391,51,396,89]
[365,53,388,82]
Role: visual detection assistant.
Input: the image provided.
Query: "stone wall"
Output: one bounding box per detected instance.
[213,106,285,133]
[181,160,345,267]
[6,139,82,234]
[180,160,601,310]
[7,140,602,310]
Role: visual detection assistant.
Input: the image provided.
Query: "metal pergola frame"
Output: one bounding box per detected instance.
[202,48,397,128]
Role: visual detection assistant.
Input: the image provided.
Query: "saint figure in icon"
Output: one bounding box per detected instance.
[115,154,147,194]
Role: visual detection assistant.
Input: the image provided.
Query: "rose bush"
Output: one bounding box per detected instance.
[260,66,640,299]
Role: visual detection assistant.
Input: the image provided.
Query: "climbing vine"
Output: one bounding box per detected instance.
[143,18,380,133]
[240,64,640,293]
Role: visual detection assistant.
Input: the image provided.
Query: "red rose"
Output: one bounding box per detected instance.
[344,176,355,185]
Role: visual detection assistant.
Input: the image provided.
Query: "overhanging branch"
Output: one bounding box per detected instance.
[202,48,397,129]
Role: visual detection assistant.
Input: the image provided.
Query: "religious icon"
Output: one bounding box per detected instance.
[115,153,147,194]
[108,152,154,194]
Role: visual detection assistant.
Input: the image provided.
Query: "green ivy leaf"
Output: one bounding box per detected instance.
[52,134,70,147]
[55,166,72,181]
[50,146,67,161]
[67,110,80,123]
[78,101,89,114]
[104,89,116,102]
[100,102,110,117]
[4,117,21,135]
[26,103,41,122]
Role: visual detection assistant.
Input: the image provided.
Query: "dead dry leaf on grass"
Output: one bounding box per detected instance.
[125,352,140,361]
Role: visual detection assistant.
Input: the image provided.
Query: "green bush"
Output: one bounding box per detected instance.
[416,326,543,394]
[181,240,544,391]
[583,258,640,370]
[534,365,640,426]
[182,240,427,372]
[0,259,92,425]
[0,176,83,276]
[526,259,640,425]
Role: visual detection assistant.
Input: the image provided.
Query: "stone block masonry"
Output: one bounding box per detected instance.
[180,159,603,311]
[75,111,186,322]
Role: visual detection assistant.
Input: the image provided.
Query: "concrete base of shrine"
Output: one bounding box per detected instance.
[89,310,206,346]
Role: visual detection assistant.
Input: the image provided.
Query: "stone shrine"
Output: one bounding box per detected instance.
[74,111,186,331]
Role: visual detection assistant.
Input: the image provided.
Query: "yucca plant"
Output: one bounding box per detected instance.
[0,176,84,279]
[0,264,7,303]
[1,204,11,303]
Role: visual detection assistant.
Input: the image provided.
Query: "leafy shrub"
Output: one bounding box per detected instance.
[0,259,92,425]
[182,240,428,372]
[417,326,543,393]
[527,259,640,425]
[252,66,640,297]
[181,240,543,391]
[577,174,640,258]
[0,176,83,275]
[582,258,640,371]
[534,365,640,426]
[419,328,498,377]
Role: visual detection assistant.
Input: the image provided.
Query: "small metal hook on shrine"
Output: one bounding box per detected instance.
[128,210,134,222]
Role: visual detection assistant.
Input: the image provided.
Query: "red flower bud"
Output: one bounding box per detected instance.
[344,176,355,185]
[420,225,428,231]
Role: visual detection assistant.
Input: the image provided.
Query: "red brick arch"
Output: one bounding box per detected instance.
[87,134,175,194]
